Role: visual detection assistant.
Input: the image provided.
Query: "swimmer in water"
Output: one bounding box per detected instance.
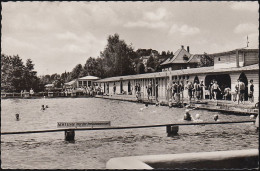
[45,105,49,108]
[250,115,255,119]
[213,114,220,121]
[15,114,20,121]
[41,105,45,111]
[140,103,148,111]
[183,109,192,121]
[194,113,203,122]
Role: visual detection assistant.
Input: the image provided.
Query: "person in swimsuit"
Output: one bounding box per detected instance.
[212,81,221,100]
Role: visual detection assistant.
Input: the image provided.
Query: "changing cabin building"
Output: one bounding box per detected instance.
[95,48,259,103]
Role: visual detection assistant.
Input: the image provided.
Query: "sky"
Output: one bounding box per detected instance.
[1,1,259,75]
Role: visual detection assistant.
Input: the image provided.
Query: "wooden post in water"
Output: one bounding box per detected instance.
[65,130,75,141]
[166,125,179,136]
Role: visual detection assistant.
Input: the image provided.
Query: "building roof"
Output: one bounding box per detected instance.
[64,79,76,86]
[78,76,100,80]
[95,64,259,82]
[161,47,197,65]
[45,84,54,87]
[187,54,202,63]
[207,48,259,57]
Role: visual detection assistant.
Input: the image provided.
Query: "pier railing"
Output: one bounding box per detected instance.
[1,120,256,140]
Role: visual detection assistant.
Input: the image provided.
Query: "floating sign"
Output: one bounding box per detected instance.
[57,121,111,128]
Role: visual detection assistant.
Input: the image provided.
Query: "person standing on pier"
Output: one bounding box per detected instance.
[172,81,177,101]
[147,81,152,100]
[113,83,116,95]
[155,81,159,102]
[208,80,214,100]
[194,80,201,101]
[233,80,239,102]
[249,79,254,103]
[200,81,204,100]
[29,88,34,97]
[20,90,23,97]
[186,80,193,103]
[238,79,246,105]
[212,80,221,100]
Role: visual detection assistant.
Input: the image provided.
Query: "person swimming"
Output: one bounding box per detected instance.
[41,105,45,111]
[184,109,192,121]
[140,103,148,111]
[250,115,255,119]
[15,114,20,121]
[45,105,49,108]
[194,113,203,122]
[213,114,219,121]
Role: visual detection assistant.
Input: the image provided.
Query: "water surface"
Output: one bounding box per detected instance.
[1,98,258,169]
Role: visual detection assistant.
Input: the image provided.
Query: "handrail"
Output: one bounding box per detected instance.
[1,120,255,135]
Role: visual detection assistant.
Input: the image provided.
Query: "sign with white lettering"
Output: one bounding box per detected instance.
[57,121,111,128]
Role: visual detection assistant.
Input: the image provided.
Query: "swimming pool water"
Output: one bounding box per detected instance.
[1,98,258,169]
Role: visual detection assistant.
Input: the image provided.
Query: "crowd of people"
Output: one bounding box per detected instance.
[61,85,104,97]
[132,78,255,105]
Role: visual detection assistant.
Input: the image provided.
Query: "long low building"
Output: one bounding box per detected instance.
[95,48,259,103]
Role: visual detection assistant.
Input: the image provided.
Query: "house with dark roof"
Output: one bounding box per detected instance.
[160,45,199,71]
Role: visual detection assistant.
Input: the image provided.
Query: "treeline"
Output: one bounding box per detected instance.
[1,54,42,92]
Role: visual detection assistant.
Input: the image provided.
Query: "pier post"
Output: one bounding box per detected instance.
[166,125,179,136]
[65,130,75,141]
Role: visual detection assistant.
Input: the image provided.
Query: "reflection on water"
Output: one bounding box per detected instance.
[1,98,258,169]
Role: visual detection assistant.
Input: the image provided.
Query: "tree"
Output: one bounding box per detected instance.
[199,53,214,67]
[100,33,136,77]
[10,55,25,91]
[136,62,145,74]
[146,56,156,69]
[83,57,98,76]
[70,64,83,80]
[1,54,40,92]
[23,59,38,91]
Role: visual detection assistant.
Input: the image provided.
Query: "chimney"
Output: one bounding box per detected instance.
[181,45,184,49]
[187,46,190,53]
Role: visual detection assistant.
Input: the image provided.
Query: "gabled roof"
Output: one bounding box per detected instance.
[78,76,100,80]
[187,54,202,63]
[45,84,54,87]
[65,79,77,86]
[161,47,193,65]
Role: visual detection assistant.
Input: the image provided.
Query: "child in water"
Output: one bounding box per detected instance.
[213,114,220,121]
[41,105,45,111]
[140,103,148,111]
[15,114,20,121]
[183,109,192,121]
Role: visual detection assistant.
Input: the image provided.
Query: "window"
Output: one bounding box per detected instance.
[187,75,189,79]
[218,57,221,61]
[79,81,82,86]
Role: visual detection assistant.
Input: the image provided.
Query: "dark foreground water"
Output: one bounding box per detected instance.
[1,98,258,169]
